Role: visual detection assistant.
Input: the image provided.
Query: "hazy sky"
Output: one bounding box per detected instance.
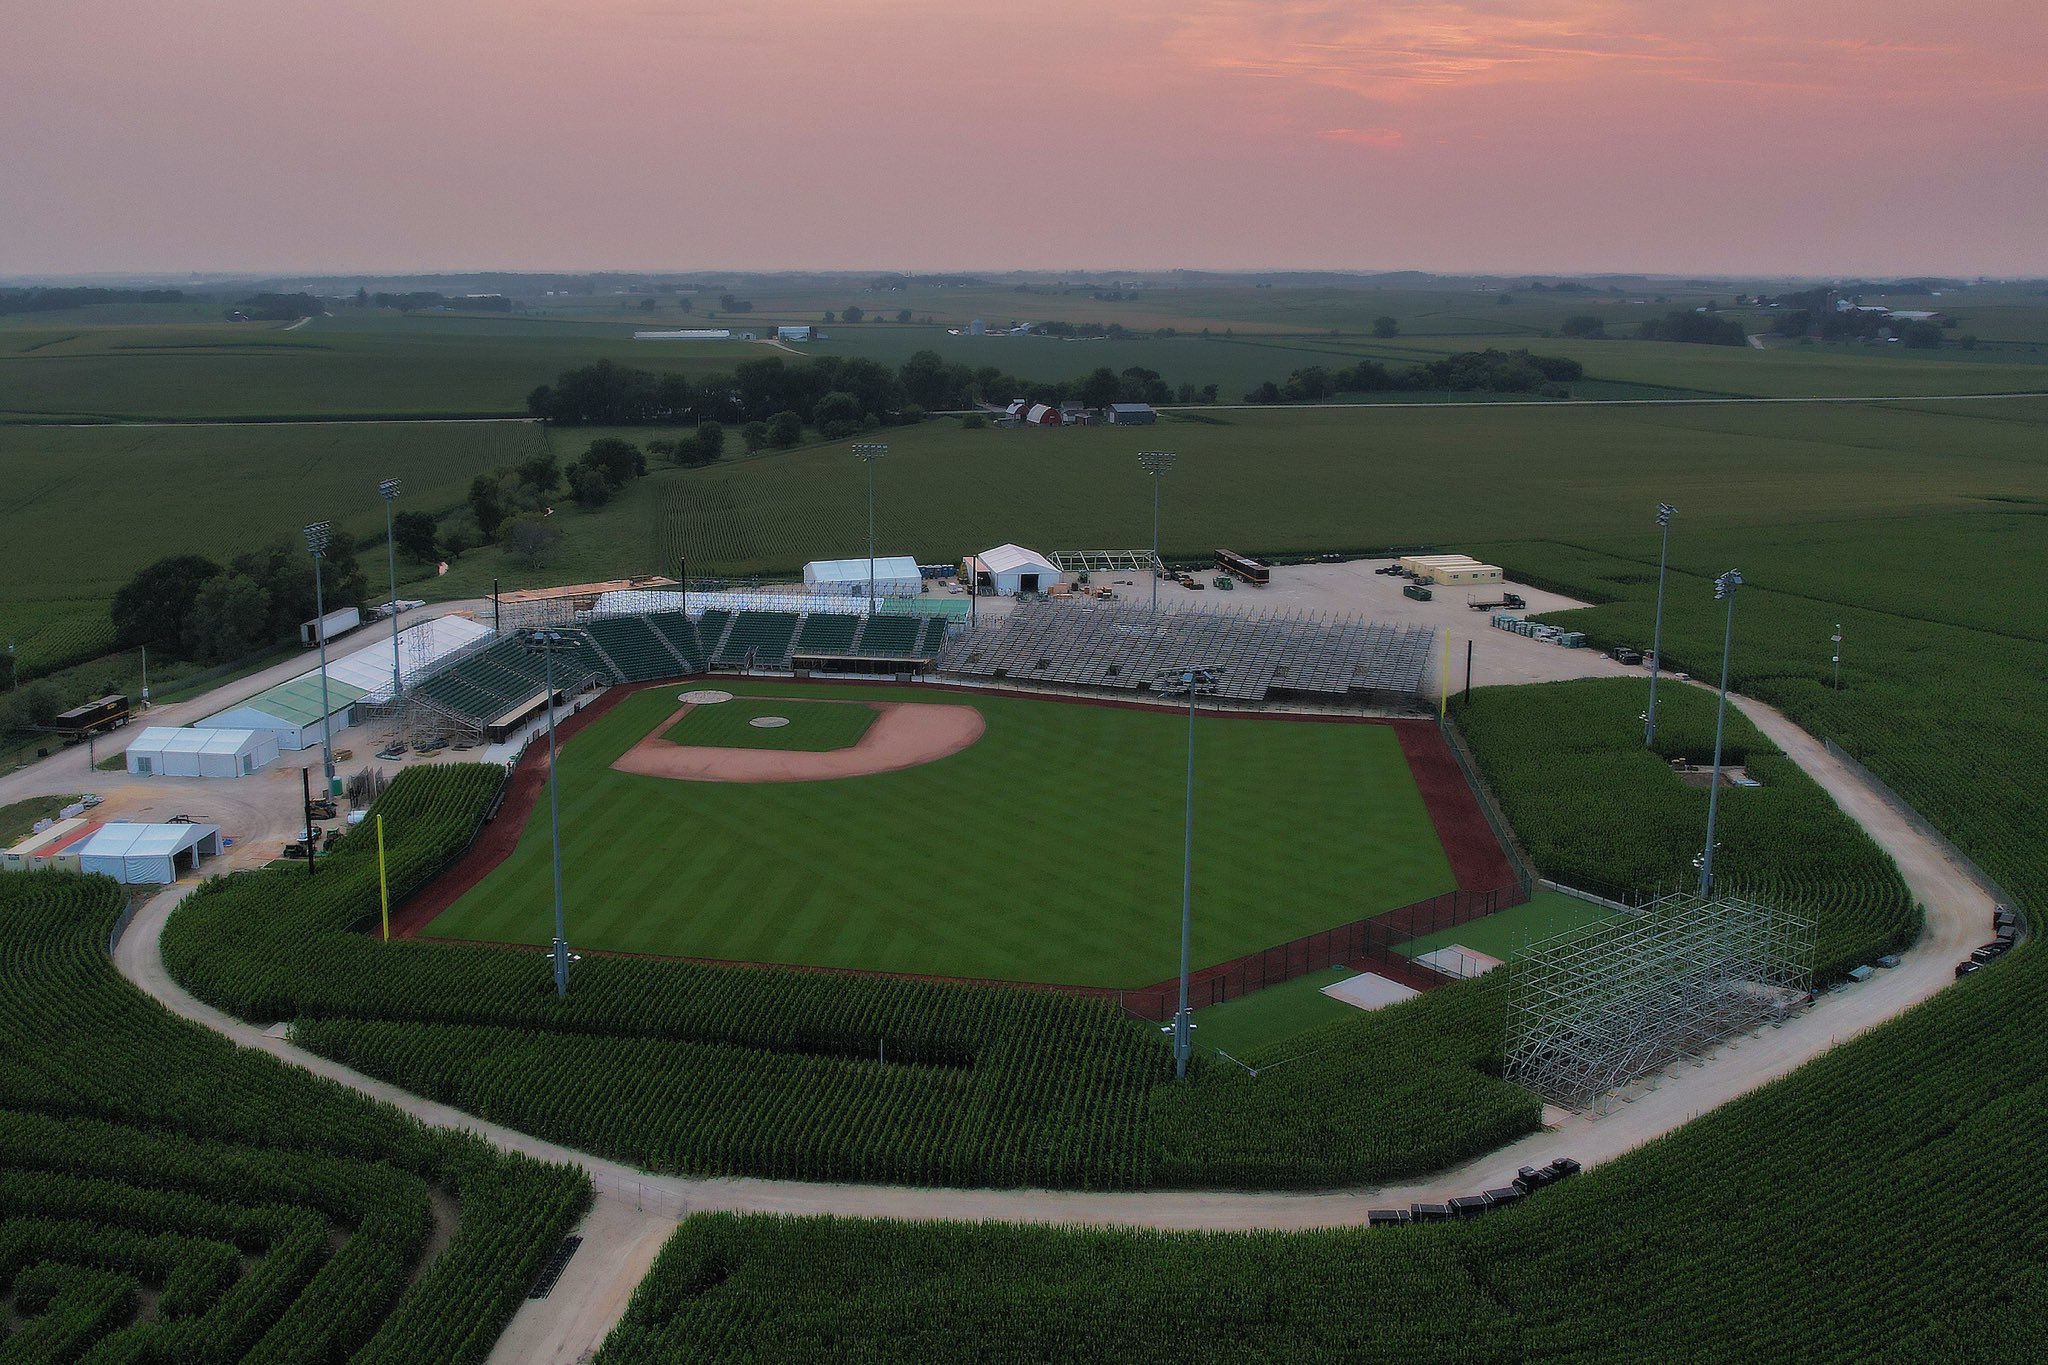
[8,0,2045,276]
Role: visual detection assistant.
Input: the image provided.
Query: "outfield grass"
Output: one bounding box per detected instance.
[1399,891,1620,963]
[1187,966,1361,1059]
[426,682,1455,987]
[663,696,877,751]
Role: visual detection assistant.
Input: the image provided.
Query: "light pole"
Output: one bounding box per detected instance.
[525,628,576,998]
[304,521,338,795]
[852,444,888,616]
[379,479,404,696]
[1644,502,1675,748]
[1154,664,1219,1080]
[1831,623,1843,692]
[1139,452,1176,617]
[1697,569,1741,898]
[6,639,14,693]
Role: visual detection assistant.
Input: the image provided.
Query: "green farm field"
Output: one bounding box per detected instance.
[426,682,1456,986]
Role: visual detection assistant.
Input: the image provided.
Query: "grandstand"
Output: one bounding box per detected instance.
[933,601,1436,706]
[369,603,951,744]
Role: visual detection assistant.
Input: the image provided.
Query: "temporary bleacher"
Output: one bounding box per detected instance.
[933,601,1434,706]
[584,614,689,682]
[408,634,599,735]
[645,611,710,672]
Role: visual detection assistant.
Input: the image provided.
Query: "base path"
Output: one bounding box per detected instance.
[107,690,1992,1359]
[613,699,984,783]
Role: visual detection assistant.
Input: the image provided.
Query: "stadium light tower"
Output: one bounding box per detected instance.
[1831,622,1843,692]
[524,629,578,997]
[852,444,888,615]
[379,479,404,698]
[303,521,338,795]
[1697,569,1742,897]
[1139,451,1177,617]
[1644,502,1676,748]
[1154,664,1220,1081]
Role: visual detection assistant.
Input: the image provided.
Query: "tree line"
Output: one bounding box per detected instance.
[1244,349,1585,402]
[0,287,183,315]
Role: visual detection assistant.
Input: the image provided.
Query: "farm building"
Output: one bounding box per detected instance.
[1106,403,1157,424]
[1023,403,1061,426]
[124,726,279,779]
[633,329,733,340]
[196,615,489,750]
[776,325,815,342]
[965,544,1063,596]
[74,822,223,886]
[803,556,923,599]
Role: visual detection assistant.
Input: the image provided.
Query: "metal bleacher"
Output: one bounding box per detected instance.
[851,613,920,656]
[714,611,802,667]
[933,601,1435,706]
[794,612,862,655]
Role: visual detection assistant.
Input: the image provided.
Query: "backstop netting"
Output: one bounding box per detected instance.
[1504,892,1815,1114]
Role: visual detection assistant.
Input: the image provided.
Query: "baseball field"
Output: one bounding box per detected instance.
[421,680,1459,987]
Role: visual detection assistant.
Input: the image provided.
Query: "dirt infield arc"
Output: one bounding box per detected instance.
[613,697,986,782]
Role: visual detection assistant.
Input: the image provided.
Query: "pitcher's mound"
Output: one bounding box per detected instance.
[616,700,985,783]
[749,716,790,729]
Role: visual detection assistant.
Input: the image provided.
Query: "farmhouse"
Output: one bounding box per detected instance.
[803,556,924,599]
[965,543,1062,596]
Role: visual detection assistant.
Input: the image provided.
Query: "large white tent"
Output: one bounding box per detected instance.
[966,544,1063,596]
[76,822,222,885]
[125,726,278,779]
[804,556,923,598]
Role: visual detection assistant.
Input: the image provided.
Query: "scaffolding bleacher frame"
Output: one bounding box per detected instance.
[1503,892,1816,1115]
[1050,549,1165,576]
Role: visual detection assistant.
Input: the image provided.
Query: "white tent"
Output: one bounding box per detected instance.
[76,822,223,885]
[966,544,1063,596]
[803,556,922,599]
[126,726,278,779]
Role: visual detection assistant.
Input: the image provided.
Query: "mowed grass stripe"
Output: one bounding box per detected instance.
[428,682,1456,987]
[662,697,878,752]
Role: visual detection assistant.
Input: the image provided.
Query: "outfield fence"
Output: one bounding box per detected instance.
[1112,886,1515,1021]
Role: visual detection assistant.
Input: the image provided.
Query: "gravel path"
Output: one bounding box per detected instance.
[105,689,1993,1358]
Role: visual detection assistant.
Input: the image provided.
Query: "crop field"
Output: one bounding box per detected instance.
[0,870,589,1364]
[425,682,1455,987]
[427,396,2048,600]
[0,419,545,674]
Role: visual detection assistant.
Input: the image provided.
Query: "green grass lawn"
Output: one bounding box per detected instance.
[426,682,1455,986]
[0,794,84,847]
[663,696,877,751]
[1399,891,1621,964]
[1188,966,1362,1060]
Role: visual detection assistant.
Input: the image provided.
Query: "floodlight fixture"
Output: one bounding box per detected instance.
[1139,452,1178,617]
[1644,502,1677,748]
[1153,664,1221,1081]
[851,444,889,615]
[1698,569,1743,896]
[523,628,579,997]
[303,520,332,556]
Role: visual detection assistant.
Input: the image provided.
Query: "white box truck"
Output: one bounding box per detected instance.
[300,606,361,646]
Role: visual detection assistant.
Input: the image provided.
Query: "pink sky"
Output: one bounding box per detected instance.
[7,0,2045,276]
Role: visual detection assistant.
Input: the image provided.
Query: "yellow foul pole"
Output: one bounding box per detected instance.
[376,813,390,942]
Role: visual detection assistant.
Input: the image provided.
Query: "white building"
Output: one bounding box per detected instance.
[803,556,923,599]
[76,822,223,885]
[634,329,734,340]
[965,543,1063,596]
[125,726,279,779]
[776,325,815,342]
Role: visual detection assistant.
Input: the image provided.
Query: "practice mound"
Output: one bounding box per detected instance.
[618,697,984,782]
